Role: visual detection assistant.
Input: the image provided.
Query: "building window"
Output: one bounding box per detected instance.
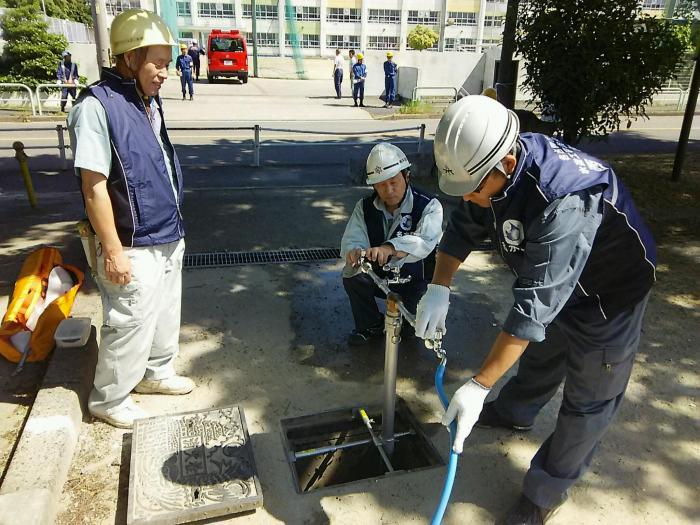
[368,9,400,23]
[326,7,361,22]
[445,37,476,52]
[482,37,502,48]
[198,2,234,18]
[176,1,191,16]
[640,0,664,9]
[105,0,140,16]
[407,10,439,25]
[242,4,278,19]
[484,15,505,27]
[285,6,320,21]
[367,35,399,50]
[486,0,506,3]
[448,11,477,26]
[285,33,320,48]
[246,32,279,46]
[179,31,194,40]
[326,34,360,49]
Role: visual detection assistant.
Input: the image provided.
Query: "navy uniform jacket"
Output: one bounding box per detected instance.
[384,60,397,77]
[176,54,193,73]
[439,133,655,342]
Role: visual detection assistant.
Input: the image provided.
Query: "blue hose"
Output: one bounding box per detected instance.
[430,358,459,525]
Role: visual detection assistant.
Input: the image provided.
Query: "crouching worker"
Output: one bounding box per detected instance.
[67,9,194,428]
[341,143,443,346]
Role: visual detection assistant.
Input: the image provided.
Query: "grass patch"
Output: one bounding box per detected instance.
[398,100,435,115]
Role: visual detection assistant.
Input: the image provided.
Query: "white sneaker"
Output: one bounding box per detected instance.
[90,398,149,429]
[135,375,195,395]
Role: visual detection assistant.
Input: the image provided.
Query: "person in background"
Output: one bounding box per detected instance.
[188,40,205,81]
[383,51,398,108]
[176,43,194,101]
[333,48,345,99]
[57,50,78,113]
[348,49,357,79]
[352,53,367,108]
[67,9,194,429]
[341,143,442,345]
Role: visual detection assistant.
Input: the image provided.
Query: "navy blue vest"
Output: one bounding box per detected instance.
[491,133,655,318]
[362,185,437,283]
[81,68,185,247]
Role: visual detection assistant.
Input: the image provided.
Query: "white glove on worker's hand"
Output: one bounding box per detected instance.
[414,284,450,339]
[442,379,491,454]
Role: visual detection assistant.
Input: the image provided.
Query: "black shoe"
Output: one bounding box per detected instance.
[190,95,193,100]
[475,401,533,431]
[497,495,563,525]
[353,101,358,107]
[348,325,383,346]
[359,102,365,107]
[182,96,185,100]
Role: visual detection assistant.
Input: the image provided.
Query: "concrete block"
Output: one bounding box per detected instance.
[127,405,263,525]
[0,489,53,525]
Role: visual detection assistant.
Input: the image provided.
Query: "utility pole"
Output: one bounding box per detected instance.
[251,0,259,77]
[671,41,700,181]
[90,0,111,69]
[496,0,519,109]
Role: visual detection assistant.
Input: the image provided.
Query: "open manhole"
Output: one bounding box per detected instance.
[281,398,443,493]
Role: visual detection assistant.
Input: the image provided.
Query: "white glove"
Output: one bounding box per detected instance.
[414,284,450,339]
[441,379,491,454]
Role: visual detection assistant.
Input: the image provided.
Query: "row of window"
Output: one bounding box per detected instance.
[171,4,504,27]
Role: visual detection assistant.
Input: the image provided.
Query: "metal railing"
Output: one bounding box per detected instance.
[0,83,37,116]
[0,123,428,169]
[412,86,457,102]
[35,83,86,116]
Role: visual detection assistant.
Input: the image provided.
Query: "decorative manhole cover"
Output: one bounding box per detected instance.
[127,405,263,525]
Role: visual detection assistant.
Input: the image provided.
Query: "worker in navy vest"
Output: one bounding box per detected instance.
[67,9,194,429]
[176,43,194,100]
[416,96,655,524]
[383,51,397,108]
[57,50,78,112]
[351,53,367,107]
[341,143,443,346]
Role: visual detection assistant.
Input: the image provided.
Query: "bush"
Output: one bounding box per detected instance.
[0,0,68,88]
[407,25,439,51]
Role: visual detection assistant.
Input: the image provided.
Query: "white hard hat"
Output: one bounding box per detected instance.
[434,95,519,196]
[366,143,411,185]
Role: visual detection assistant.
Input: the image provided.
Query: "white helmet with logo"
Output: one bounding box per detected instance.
[366,142,411,185]
[434,95,519,196]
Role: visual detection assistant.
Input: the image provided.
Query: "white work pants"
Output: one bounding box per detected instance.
[88,239,185,413]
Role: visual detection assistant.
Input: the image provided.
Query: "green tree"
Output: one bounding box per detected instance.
[407,25,439,51]
[516,0,688,143]
[44,0,92,26]
[0,0,67,87]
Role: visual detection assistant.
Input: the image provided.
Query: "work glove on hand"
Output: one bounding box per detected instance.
[442,379,491,454]
[414,284,450,339]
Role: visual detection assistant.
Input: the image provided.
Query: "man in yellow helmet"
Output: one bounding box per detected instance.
[383,51,397,108]
[351,52,367,107]
[67,9,194,428]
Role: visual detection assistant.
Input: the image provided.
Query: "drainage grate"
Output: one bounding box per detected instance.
[184,248,341,268]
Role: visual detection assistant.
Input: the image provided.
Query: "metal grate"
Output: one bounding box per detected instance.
[184,248,341,268]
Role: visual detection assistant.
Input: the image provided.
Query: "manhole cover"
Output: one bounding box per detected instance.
[127,405,263,525]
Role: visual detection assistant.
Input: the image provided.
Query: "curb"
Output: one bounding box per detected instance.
[0,331,97,525]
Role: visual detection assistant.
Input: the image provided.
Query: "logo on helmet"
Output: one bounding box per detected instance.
[375,166,382,175]
[503,220,524,246]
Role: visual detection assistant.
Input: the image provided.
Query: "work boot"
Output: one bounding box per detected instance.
[359,101,365,107]
[135,375,195,395]
[190,94,193,101]
[353,100,358,107]
[89,397,149,429]
[348,324,383,346]
[182,95,186,101]
[475,401,533,431]
[497,495,563,525]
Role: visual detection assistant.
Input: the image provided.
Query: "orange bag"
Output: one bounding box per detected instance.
[0,247,84,363]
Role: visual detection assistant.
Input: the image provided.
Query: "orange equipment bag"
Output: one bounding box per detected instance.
[0,247,84,363]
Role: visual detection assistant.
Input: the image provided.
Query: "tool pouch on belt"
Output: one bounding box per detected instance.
[0,247,84,363]
[77,219,97,275]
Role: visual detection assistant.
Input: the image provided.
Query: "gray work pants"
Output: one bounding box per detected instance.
[88,239,185,413]
[492,294,650,509]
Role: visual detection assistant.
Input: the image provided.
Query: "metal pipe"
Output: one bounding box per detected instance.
[294,431,414,459]
[56,124,67,171]
[382,293,402,457]
[359,409,394,473]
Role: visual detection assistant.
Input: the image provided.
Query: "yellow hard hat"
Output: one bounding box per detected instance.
[110,8,176,56]
[180,43,188,50]
[356,52,364,60]
[481,87,498,100]
[386,52,393,58]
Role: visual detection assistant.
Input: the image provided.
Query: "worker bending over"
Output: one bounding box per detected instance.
[416,95,655,524]
[341,143,443,346]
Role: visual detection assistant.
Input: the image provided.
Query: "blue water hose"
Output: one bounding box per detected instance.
[430,358,459,525]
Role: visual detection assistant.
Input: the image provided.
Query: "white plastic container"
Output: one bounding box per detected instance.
[54,317,92,348]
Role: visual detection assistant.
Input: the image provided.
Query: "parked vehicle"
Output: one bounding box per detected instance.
[207,29,248,83]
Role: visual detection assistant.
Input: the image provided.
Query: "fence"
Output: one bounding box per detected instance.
[0,123,428,170]
[36,83,86,115]
[45,16,94,44]
[0,83,37,116]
